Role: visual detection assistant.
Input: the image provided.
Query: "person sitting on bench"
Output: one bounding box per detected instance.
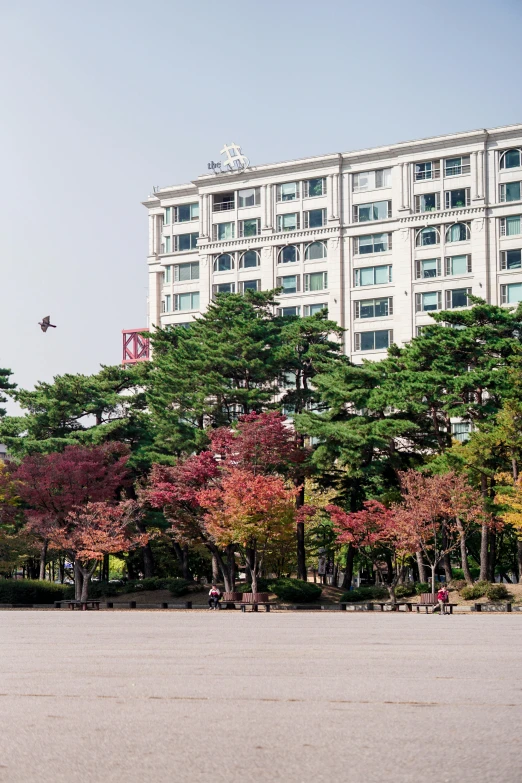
[208,585,221,610]
[436,585,449,615]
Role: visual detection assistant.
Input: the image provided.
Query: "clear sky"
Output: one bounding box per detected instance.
[1,0,521,401]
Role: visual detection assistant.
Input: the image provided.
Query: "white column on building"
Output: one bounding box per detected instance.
[403,163,410,210]
[266,184,272,228]
[261,184,267,229]
[479,150,485,200]
[328,174,334,219]
[200,195,207,238]
[472,152,479,199]
[148,215,155,255]
[399,163,405,209]
[333,173,339,219]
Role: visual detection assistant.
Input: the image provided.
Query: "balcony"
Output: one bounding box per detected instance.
[213,193,235,212]
[122,329,149,364]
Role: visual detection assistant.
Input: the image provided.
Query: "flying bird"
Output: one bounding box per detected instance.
[39,316,57,333]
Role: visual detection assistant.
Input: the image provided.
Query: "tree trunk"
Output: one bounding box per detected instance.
[226,544,236,590]
[250,549,258,594]
[431,564,437,598]
[39,541,48,581]
[487,532,496,582]
[141,544,155,579]
[74,561,83,601]
[479,474,489,581]
[340,544,355,590]
[384,552,394,584]
[181,545,191,581]
[212,553,220,584]
[458,530,473,584]
[205,542,232,591]
[416,551,427,583]
[80,567,91,602]
[296,522,306,581]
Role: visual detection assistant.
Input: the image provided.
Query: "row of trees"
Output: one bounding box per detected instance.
[1,290,522,597]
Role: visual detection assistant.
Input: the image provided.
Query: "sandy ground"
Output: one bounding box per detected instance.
[0,612,521,783]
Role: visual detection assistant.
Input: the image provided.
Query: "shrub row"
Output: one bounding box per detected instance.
[0,580,74,604]
[237,578,322,603]
[460,581,512,601]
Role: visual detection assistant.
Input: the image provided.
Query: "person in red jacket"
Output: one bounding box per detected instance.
[436,585,449,615]
[208,585,221,610]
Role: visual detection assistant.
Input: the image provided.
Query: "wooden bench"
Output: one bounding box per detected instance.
[55,599,100,611]
[415,593,456,614]
[339,602,412,612]
[222,592,271,612]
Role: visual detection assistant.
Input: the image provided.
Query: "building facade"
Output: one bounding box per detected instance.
[141,124,522,360]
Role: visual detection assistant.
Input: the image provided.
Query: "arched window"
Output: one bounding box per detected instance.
[445,223,470,243]
[240,250,260,269]
[500,149,522,170]
[214,253,234,272]
[305,241,327,261]
[278,245,299,264]
[415,227,440,247]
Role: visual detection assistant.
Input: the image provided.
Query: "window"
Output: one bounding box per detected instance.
[445,188,471,209]
[354,297,392,319]
[305,271,327,291]
[304,303,327,316]
[277,182,299,202]
[213,283,235,295]
[414,161,440,181]
[354,265,392,286]
[500,149,521,169]
[175,232,199,251]
[414,193,440,213]
[304,178,326,198]
[277,213,300,232]
[500,216,521,236]
[445,255,471,275]
[452,422,471,442]
[501,283,522,304]
[415,291,442,312]
[305,241,327,260]
[238,188,260,208]
[415,258,441,279]
[175,262,199,281]
[213,193,234,212]
[304,209,326,228]
[276,275,300,294]
[240,250,260,268]
[279,306,300,317]
[416,226,440,247]
[353,168,392,192]
[163,236,171,253]
[164,265,172,283]
[214,253,234,272]
[446,223,470,242]
[500,249,522,270]
[175,291,200,311]
[445,288,471,309]
[176,203,199,222]
[164,207,172,224]
[239,218,260,237]
[213,222,235,241]
[354,233,392,255]
[354,330,393,351]
[239,279,260,293]
[353,201,391,222]
[162,295,172,313]
[444,156,470,177]
[278,245,298,264]
[500,182,521,202]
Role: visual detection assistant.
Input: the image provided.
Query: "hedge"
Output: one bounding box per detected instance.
[0,580,73,604]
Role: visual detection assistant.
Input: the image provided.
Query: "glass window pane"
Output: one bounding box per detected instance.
[373,201,388,220]
[451,289,468,308]
[192,292,200,309]
[178,263,191,281]
[422,259,437,278]
[448,224,467,242]
[507,284,522,303]
[216,283,233,293]
[505,150,521,169]
[421,194,437,212]
[238,188,256,208]
[178,293,191,310]
[242,219,258,236]
[450,189,466,208]
[374,330,390,350]
[422,292,438,311]
[282,213,297,230]
[282,276,297,293]
[450,255,468,275]
[373,234,387,252]
[360,332,375,351]
[281,246,297,263]
[359,235,373,254]
[190,203,199,219]
[190,262,199,279]
[178,205,191,222]
[178,234,191,251]
[360,300,375,318]
[421,228,437,246]
[281,183,297,200]
[243,280,258,291]
[445,158,461,175]
[308,178,324,197]
[506,250,522,270]
[281,306,299,316]
[506,216,521,236]
[216,254,232,271]
[308,209,324,228]
[506,182,521,202]
[309,272,324,291]
[360,267,375,286]
[309,304,327,315]
[374,298,389,317]
[358,205,372,222]
[306,242,326,260]
[242,251,259,268]
[374,265,389,284]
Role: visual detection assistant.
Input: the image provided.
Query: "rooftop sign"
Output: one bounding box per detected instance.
[208,143,250,173]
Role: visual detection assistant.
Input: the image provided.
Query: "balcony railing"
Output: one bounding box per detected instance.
[414,167,440,181]
[213,201,235,212]
[122,329,149,364]
[445,163,471,177]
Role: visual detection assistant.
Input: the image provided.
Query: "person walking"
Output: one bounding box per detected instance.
[208,584,221,610]
[436,584,449,615]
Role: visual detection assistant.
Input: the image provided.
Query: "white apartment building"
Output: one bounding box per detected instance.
[142,124,522,360]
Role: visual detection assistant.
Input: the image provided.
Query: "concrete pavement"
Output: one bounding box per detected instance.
[0,611,521,783]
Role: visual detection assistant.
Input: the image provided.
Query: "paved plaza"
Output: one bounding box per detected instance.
[1,612,521,783]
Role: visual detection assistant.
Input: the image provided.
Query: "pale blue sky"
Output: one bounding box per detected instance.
[1,0,521,399]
